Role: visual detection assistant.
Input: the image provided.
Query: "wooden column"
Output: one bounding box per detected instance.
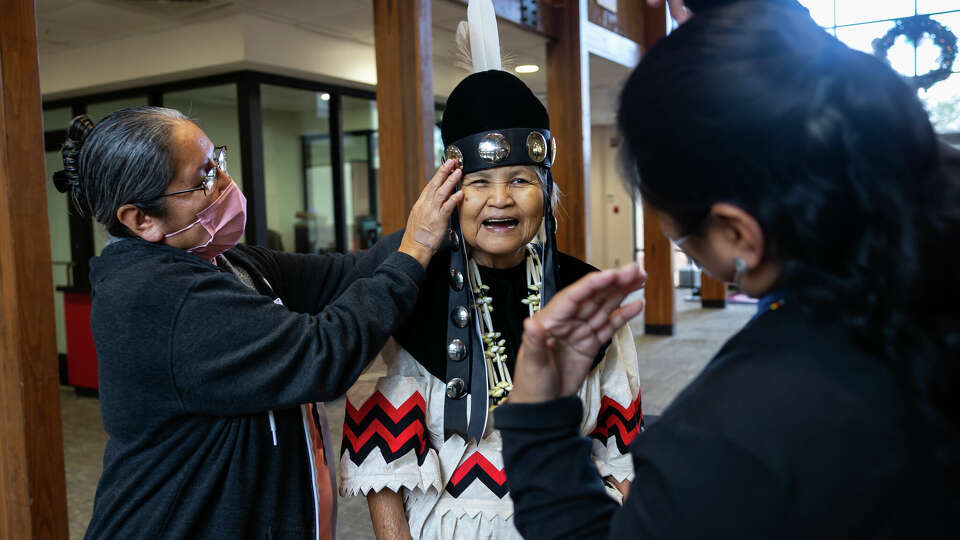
[640,2,676,335]
[373,0,435,233]
[0,0,69,537]
[545,0,590,261]
[701,273,727,309]
[642,204,675,335]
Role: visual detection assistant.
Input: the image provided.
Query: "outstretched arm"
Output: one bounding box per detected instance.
[495,263,645,539]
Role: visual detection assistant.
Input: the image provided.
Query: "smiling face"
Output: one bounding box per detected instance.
[459,165,544,268]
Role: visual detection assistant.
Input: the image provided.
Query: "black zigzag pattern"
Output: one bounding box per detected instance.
[445,466,510,499]
[590,403,643,454]
[341,401,429,466]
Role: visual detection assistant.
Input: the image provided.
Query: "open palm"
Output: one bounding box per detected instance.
[510,264,647,403]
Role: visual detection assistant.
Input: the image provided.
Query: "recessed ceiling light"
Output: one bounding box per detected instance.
[320,93,331,101]
[515,65,540,74]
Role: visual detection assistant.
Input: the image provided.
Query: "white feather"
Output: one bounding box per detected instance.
[467,0,502,72]
[454,21,474,72]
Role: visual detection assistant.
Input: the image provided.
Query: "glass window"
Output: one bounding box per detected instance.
[802,0,836,27]
[835,0,914,26]
[918,0,960,15]
[262,84,333,253]
[342,96,379,251]
[798,0,960,135]
[43,107,73,133]
[835,21,917,74]
[45,150,71,355]
[86,97,148,122]
[919,74,960,133]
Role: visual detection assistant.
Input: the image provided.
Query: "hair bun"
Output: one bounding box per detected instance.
[54,115,96,209]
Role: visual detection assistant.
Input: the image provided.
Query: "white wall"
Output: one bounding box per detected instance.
[589,125,635,270]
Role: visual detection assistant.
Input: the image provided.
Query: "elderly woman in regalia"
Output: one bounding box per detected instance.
[339,3,643,538]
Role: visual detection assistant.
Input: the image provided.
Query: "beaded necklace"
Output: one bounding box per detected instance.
[467,244,543,409]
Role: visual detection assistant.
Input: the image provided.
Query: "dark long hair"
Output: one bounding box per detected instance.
[618,1,960,449]
[55,106,189,237]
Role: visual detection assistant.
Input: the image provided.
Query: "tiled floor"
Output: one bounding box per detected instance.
[62,291,753,539]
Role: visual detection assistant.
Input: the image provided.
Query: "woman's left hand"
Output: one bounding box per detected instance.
[509,263,647,404]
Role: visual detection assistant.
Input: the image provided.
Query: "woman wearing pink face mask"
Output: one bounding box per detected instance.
[53,107,463,540]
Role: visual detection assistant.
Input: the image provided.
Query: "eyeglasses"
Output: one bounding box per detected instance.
[155,146,227,200]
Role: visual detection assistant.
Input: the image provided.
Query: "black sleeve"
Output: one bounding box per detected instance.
[496,397,788,540]
[168,249,424,415]
[495,397,618,539]
[235,230,405,315]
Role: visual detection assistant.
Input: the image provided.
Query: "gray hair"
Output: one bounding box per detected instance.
[63,106,190,237]
[532,165,562,219]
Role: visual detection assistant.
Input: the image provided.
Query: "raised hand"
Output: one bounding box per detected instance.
[398,159,464,268]
[509,263,647,404]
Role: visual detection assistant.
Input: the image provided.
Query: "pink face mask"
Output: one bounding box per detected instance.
[165,180,247,260]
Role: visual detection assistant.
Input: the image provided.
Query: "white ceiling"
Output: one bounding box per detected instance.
[36,0,630,124]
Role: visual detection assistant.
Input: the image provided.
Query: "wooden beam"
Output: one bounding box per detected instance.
[374,0,436,233]
[640,2,675,335]
[701,273,727,309]
[641,204,675,335]
[545,0,590,261]
[0,0,69,537]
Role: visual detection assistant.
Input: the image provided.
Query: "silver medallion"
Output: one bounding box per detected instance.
[445,145,464,169]
[446,377,467,399]
[526,131,548,163]
[449,269,465,291]
[451,306,471,328]
[477,133,511,163]
[449,228,460,250]
[447,338,467,362]
[550,136,557,164]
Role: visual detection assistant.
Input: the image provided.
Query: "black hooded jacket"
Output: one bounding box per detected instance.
[83,231,420,539]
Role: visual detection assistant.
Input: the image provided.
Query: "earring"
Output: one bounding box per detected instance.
[733,257,748,285]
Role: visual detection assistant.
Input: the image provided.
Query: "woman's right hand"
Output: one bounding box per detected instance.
[399,159,464,269]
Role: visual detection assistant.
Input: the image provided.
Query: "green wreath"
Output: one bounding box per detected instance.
[872,14,957,91]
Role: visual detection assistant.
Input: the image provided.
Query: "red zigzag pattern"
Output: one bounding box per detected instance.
[589,392,643,453]
[342,391,429,465]
[446,452,509,498]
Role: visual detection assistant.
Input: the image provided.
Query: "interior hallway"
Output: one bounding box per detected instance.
[62,291,753,539]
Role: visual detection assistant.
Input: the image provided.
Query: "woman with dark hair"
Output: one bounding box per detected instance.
[492,1,959,538]
[54,106,463,539]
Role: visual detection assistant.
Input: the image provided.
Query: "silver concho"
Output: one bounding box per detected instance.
[447,338,467,362]
[451,306,471,328]
[446,377,467,399]
[550,136,557,164]
[450,269,465,291]
[445,145,464,169]
[526,131,548,163]
[449,228,460,250]
[477,133,511,163]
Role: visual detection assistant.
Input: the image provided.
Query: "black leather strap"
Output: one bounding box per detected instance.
[443,210,476,440]
[448,128,552,175]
